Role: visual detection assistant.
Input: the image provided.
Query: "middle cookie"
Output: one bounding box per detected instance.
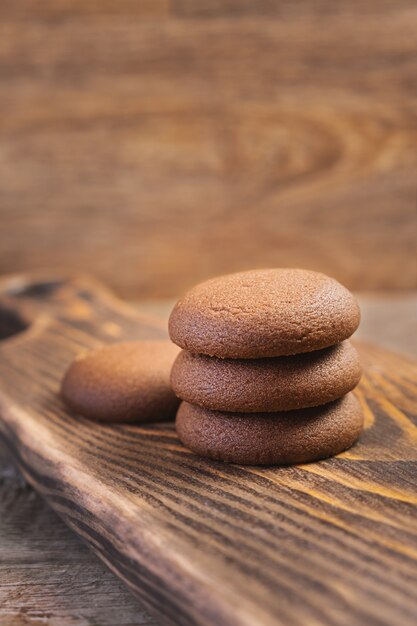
[171,341,361,412]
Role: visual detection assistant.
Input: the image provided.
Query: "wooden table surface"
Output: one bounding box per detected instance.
[1,1,415,622]
[1,293,415,626]
[1,1,416,298]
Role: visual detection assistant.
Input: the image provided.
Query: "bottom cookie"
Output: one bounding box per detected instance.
[176,393,363,466]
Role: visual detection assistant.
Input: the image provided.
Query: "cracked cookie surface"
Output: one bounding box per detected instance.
[171,341,361,412]
[169,269,360,358]
[176,393,363,465]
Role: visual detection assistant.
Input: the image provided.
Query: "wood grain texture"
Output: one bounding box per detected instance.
[0,444,157,626]
[0,292,414,626]
[0,274,416,626]
[1,2,416,297]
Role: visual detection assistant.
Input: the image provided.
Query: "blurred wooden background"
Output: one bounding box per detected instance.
[0,0,416,298]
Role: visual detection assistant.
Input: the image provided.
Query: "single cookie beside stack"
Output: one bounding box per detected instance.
[169,269,363,466]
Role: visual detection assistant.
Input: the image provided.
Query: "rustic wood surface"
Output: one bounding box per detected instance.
[1,1,417,297]
[1,290,415,626]
[0,274,416,626]
[0,445,158,626]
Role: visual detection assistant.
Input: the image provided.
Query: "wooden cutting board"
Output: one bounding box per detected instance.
[0,274,416,626]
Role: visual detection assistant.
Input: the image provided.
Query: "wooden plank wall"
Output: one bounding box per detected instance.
[1,1,416,297]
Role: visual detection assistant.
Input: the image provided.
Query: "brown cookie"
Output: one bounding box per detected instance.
[176,393,363,465]
[169,269,360,358]
[171,341,361,412]
[61,341,180,423]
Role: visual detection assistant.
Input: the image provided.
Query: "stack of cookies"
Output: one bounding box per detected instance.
[169,269,363,466]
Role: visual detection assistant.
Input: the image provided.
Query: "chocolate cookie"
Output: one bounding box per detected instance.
[169,269,360,358]
[61,341,180,423]
[176,393,363,465]
[171,341,361,412]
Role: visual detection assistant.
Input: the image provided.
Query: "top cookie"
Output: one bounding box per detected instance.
[169,269,360,358]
